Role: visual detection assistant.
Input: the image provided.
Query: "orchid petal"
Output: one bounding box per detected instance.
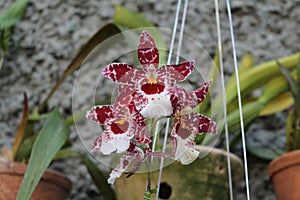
[159,60,195,84]
[138,91,173,119]
[100,129,133,155]
[191,80,212,105]
[103,63,143,85]
[171,113,217,164]
[172,133,199,165]
[171,118,199,165]
[138,30,159,69]
[134,126,151,144]
[169,81,213,114]
[108,145,144,185]
[86,105,113,124]
[90,135,102,152]
[108,154,133,185]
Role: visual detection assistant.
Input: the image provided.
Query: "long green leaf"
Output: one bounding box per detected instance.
[0,0,29,29]
[114,6,154,29]
[276,60,297,100]
[80,154,117,200]
[16,110,70,200]
[247,145,285,161]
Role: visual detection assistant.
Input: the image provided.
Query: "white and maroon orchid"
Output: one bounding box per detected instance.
[103,30,195,119]
[86,30,218,184]
[171,112,217,164]
[108,143,168,185]
[86,92,151,155]
[169,81,217,164]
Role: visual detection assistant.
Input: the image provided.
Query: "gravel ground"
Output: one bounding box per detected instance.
[1,0,299,199]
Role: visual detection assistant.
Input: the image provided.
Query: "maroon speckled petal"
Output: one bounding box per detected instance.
[103,63,143,85]
[181,113,217,135]
[86,105,113,124]
[138,31,159,69]
[191,80,212,105]
[158,60,195,84]
[134,125,151,144]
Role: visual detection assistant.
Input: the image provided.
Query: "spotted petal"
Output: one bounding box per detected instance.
[90,122,134,155]
[171,131,199,165]
[158,60,195,84]
[134,125,151,144]
[192,80,212,105]
[169,80,212,114]
[86,105,113,124]
[108,145,145,185]
[171,113,217,164]
[103,63,144,85]
[138,30,159,69]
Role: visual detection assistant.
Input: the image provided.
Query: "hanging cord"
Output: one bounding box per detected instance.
[225,0,251,199]
[214,0,233,199]
[154,0,189,199]
[151,0,182,155]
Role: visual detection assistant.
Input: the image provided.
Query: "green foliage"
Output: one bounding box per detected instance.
[16,110,70,200]
[277,58,300,152]
[0,0,29,29]
[247,146,285,160]
[81,154,117,200]
[0,0,29,69]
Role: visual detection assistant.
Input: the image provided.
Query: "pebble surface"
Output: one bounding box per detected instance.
[1,0,299,199]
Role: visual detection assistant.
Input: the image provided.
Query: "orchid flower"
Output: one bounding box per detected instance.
[86,92,151,155]
[108,143,167,185]
[103,30,195,119]
[169,81,217,164]
[86,30,218,185]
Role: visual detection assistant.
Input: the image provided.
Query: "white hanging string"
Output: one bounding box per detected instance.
[175,0,188,64]
[151,0,182,155]
[225,0,251,199]
[154,0,189,199]
[214,0,233,199]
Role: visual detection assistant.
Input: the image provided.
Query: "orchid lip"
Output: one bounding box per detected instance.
[110,120,129,134]
[141,83,165,95]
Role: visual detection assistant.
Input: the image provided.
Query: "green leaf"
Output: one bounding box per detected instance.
[0,0,29,29]
[0,28,11,52]
[259,92,294,116]
[15,136,35,162]
[114,6,154,29]
[16,109,70,200]
[80,154,117,200]
[247,145,285,161]
[144,191,151,200]
[276,60,297,100]
[54,148,80,160]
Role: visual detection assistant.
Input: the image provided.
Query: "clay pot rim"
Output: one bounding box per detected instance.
[267,149,300,178]
[0,160,72,192]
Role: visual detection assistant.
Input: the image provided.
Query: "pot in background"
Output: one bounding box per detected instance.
[267,149,300,200]
[0,161,72,200]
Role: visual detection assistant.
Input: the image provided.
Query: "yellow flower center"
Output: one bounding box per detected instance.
[116,118,127,124]
[147,64,157,84]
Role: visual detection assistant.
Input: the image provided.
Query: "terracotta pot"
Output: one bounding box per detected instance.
[267,149,300,200]
[115,146,243,200]
[0,161,72,200]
